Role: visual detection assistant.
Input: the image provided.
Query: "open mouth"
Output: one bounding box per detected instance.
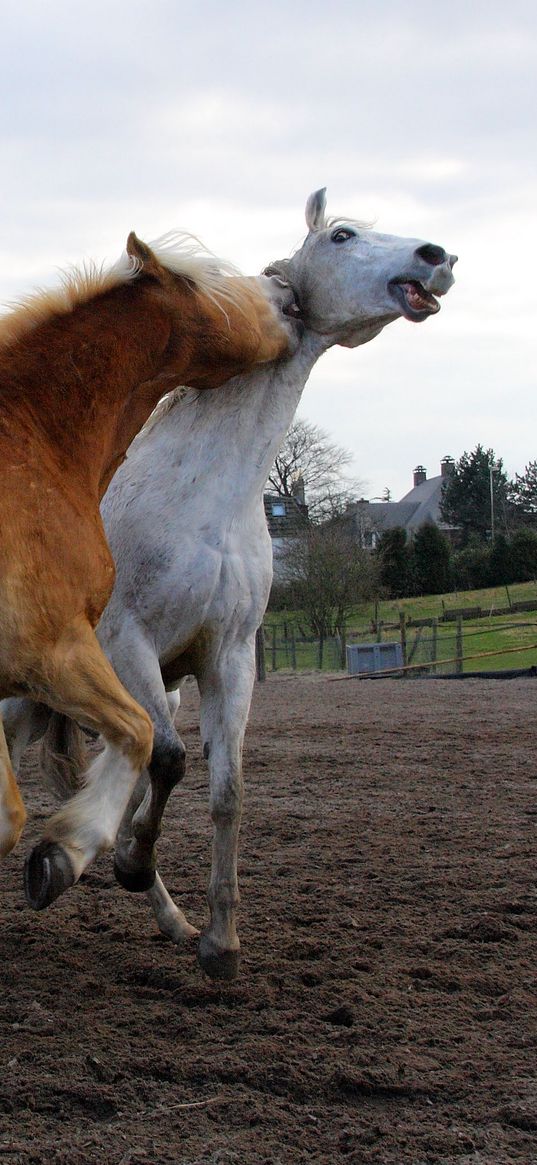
[282,300,302,320]
[389,279,441,322]
[281,295,304,338]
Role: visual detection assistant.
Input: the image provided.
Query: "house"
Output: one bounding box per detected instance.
[264,478,308,579]
[346,458,457,548]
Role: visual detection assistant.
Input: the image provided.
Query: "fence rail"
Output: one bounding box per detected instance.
[257,617,537,679]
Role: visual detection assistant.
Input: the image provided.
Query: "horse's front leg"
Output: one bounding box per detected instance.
[197,641,255,982]
[147,871,199,945]
[112,672,187,889]
[23,617,154,909]
[0,714,27,858]
[116,768,199,946]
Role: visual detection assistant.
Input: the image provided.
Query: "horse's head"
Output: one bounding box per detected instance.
[124,232,301,374]
[265,188,457,349]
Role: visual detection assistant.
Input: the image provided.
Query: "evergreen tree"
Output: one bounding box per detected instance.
[376,527,414,597]
[488,533,513,586]
[439,445,509,544]
[451,538,491,591]
[510,527,537,581]
[413,522,452,595]
[510,461,537,527]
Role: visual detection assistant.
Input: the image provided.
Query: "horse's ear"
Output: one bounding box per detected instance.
[126,232,165,280]
[305,189,327,233]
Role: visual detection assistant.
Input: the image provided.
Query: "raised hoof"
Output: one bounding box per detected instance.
[197,934,240,982]
[24,842,76,911]
[113,856,156,893]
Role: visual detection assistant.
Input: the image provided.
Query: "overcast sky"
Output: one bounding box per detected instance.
[1,0,535,500]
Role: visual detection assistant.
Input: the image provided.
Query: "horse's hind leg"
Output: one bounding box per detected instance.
[1,698,52,774]
[196,640,255,982]
[0,714,27,858]
[23,617,153,910]
[115,774,198,944]
[111,667,197,943]
[147,872,199,945]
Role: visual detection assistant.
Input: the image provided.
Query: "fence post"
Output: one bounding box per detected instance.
[431,617,438,674]
[271,624,277,671]
[455,614,463,674]
[255,625,266,682]
[376,620,383,644]
[399,612,407,667]
[290,628,297,671]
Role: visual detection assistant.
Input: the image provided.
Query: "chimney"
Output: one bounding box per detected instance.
[413,465,427,488]
[291,474,305,507]
[441,456,455,478]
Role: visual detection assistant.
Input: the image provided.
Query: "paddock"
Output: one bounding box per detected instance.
[1,674,536,1164]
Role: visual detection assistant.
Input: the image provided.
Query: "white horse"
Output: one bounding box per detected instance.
[3,189,456,980]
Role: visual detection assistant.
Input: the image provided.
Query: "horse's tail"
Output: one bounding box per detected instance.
[40,713,88,800]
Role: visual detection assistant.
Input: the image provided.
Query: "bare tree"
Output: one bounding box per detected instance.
[280,523,380,667]
[267,416,362,522]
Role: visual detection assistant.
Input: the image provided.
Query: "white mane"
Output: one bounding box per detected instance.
[323,215,374,232]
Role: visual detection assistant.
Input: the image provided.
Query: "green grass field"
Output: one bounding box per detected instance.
[265,580,537,673]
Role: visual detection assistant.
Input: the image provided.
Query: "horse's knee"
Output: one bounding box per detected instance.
[149,731,186,791]
[120,708,154,772]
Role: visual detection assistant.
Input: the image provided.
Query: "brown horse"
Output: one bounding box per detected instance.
[0,229,299,909]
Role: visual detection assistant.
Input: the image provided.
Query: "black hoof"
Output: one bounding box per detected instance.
[113,856,156,893]
[197,934,240,982]
[24,842,76,911]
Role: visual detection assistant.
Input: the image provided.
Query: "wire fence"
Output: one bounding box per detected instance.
[257,623,345,674]
[258,617,537,678]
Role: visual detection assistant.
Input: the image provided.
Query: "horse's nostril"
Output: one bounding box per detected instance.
[416,243,447,267]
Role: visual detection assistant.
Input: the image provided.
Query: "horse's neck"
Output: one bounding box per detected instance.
[0,286,171,497]
[147,331,328,504]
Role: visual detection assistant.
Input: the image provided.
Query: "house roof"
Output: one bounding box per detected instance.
[397,473,447,529]
[263,492,308,536]
[347,468,456,538]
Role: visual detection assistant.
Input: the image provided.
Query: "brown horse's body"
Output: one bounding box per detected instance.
[0,233,297,905]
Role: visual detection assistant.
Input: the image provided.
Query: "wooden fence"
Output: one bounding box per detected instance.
[257,616,537,680]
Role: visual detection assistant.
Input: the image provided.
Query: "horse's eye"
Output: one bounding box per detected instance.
[331,227,356,244]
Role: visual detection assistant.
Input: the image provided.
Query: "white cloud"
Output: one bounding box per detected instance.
[0,0,535,500]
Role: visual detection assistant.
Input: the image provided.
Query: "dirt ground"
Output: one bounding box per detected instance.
[1,673,537,1165]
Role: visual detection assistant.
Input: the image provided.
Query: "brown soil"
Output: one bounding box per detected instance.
[1,674,537,1164]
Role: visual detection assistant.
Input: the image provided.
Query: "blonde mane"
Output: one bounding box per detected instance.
[0,231,243,351]
[149,231,241,301]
